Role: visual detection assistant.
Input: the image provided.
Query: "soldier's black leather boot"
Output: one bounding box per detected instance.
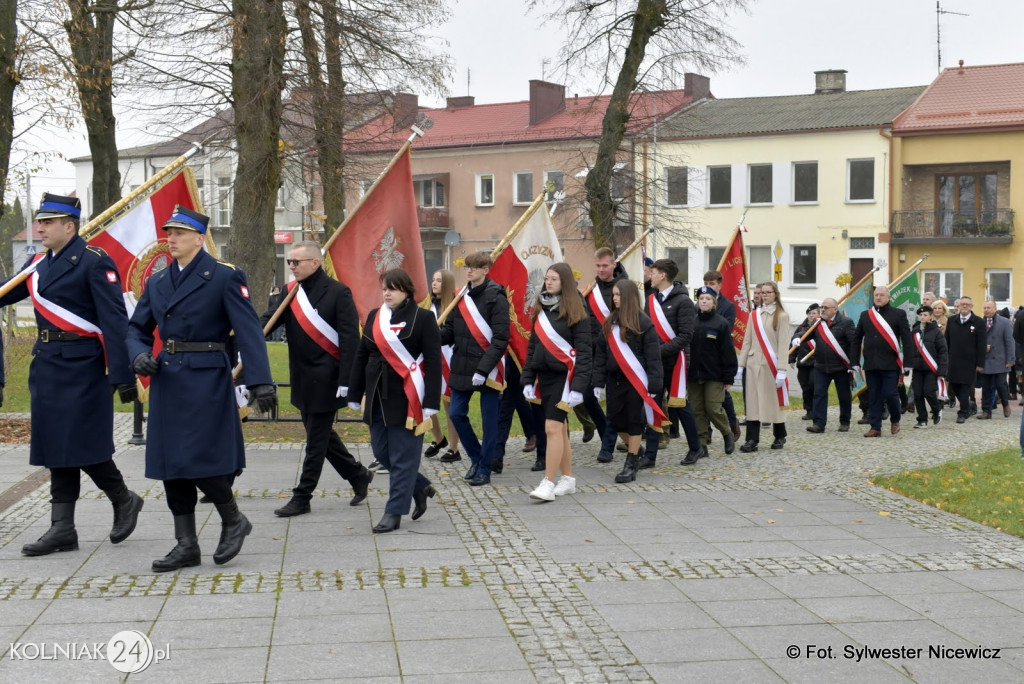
[213,501,252,565]
[22,502,78,556]
[152,514,200,572]
[109,488,144,544]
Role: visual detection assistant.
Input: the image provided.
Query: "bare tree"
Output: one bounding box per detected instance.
[0,0,17,217]
[536,0,747,248]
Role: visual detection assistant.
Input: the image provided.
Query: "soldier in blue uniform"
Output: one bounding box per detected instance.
[0,193,143,556]
[127,206,276,572]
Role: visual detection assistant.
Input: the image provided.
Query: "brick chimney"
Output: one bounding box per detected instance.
[392,92,419,130]
[529,80,565,125]
[814,69,847,94]
[446,96,475,108]
[684,73,711,100]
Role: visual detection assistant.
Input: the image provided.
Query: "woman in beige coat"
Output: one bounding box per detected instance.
[738,282,791,451]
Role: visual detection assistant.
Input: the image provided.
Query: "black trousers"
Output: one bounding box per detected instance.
[912,371,942,422]
[50,461,126,504]
[165,476,234,515]
[294,410,367,501]
[950,381,976,419]
[797,366,814,412]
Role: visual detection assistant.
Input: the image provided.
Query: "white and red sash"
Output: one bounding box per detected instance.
[286,281,339,359]
[457,286,506,390]
[868,308,904,374]
[817,318,851,368]
[530,310,577,411]
[586,287,611,325]
[750,308,790,407]
[28,253,103,341]
[914,331,948,400]
[647,291,687,407]
[373,305,429,434]
[607,325,669,431]
[430,304,453,398]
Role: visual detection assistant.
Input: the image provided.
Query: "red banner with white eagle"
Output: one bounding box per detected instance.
[716,225,751,353]
[488,200,562,366]
[325,146,427,321]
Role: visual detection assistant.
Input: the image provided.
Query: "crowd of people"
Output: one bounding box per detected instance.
[6,192,1020,572]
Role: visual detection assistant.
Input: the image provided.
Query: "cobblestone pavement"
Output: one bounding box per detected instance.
[1,406,1024,682]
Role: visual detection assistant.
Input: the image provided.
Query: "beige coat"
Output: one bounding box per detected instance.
[739,303,791,424]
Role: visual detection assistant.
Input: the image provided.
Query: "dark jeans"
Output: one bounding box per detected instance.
[293,410,366,501]
[495,359,536,459]
[866,369,901,430]
[450,387,500,477]
[912,371,942,422]
[812,368,852,427]
[50,461,125,504]
[980,372,1010,413]
[369,403,430,516]
[165,476,234,515]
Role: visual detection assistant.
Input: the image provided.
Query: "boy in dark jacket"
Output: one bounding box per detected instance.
[687,287,737,462]
[789,303,819,420]
[910,305,949,427]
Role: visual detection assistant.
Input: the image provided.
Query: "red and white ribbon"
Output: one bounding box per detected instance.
[750,308,789,407]
[648,291,687,406]
[817,318,851,368]
[532,310,576,411]
[29,254,103,340]
[457,286,505,390]
[914,331,948,400]
[587,287,611,325]
[431,304,453,398]
[868,308,904,374]
[373,305,428,433]
[287,281,339,359]
[607,325,669,430]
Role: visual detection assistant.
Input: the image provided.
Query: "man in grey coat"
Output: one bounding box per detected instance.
[978,299,1015,419]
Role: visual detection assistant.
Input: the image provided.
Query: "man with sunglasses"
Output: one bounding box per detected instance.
[261,241,375,517]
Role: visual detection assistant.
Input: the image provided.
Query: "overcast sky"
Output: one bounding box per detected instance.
[22,0,1022,193]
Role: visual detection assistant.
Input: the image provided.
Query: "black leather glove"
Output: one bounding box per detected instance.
[133,352,160,376]
[115,382,138,404]
[248,384,277,413]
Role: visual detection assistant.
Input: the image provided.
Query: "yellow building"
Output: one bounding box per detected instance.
[636,70,924,311]
[891,62,1024,308]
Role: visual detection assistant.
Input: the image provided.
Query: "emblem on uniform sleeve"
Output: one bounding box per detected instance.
[240,286,250,299]
[106,271,118,283]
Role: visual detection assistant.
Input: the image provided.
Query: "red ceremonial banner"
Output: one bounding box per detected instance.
[717,227,751,353]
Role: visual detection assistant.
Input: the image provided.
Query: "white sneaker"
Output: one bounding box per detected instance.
[529,478,556,501]
[552,475,576,496]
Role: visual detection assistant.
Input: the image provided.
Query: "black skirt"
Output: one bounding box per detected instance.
[537,370,569,422]
[607,370,645,436]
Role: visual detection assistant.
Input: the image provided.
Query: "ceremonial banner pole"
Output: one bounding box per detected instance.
[580,228,654,297]
[434,191,549,325]
[886,253,929,289]
[787,265,881,356]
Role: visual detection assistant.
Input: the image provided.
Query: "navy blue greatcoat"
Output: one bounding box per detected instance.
[0,234,134,467]
[126,250,272,480]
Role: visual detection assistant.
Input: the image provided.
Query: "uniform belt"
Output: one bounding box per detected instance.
[39,330,87,342]
[162,340,227,354]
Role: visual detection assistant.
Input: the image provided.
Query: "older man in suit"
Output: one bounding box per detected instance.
[978,299,1015,419]
[945,295,987,423]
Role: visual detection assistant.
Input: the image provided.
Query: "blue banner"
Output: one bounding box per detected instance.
[838,275,874,397]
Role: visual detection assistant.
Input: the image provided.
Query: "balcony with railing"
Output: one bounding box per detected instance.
[890,209,1015,244]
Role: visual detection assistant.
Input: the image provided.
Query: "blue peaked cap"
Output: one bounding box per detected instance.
[162,205,209,235]
[35,193,81,220]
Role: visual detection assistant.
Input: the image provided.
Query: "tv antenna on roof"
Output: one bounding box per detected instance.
[936,1,969,72]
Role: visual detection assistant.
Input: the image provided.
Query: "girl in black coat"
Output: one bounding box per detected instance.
[522,263,592,501]
[425,269,461,462]
[593,279,663,483]
[349,269,442,533]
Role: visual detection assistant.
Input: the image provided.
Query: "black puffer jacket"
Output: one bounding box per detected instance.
[689,308,737,384]
[520,300,592,394]
[593,314,663,395]
[910,320,949,376]
[645,281,696,361]
[812,313,856,373]
[852,303,912,372]
[440,278,509,391]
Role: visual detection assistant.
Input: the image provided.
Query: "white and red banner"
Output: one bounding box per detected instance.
[817,320,851,368]
[648,291,687,407]
[868,308,904,374]
[373,304,428,433]
[489,200,562,367]
[717,227,751,353]
[326,147,427,322]
[607,325,669,430]
[286,280,340,359]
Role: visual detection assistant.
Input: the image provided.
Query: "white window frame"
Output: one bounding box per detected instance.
[513,171,533,206]
[923,270,963,303]
[476,173,495,207]
[747,163,773,205]
[846,158,875,203]
[359,179,374,198]
[707,166,732,207]
[792,161,818,204]
[665,166,688,207]
[791,244,817,286]
[747,245,772,285]
[413,179,445,208]
[276,182,286,210]
[986,269,1012,306]
[216,176,232,226]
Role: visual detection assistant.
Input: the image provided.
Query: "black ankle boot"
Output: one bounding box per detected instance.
[615,453,638,483]
[412,485,435,521]
[152,514,200,572]
[22,502,78,556]
[739,421,760,452]
[108,489,144,544]
[373,513,401,533]
[212,501,252,565]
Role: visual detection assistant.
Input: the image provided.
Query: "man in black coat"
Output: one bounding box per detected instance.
[851,286,913,437]
[945,295,987,423]
[807,297,856,433]
[262,241,375,516]
[586,247,627,463]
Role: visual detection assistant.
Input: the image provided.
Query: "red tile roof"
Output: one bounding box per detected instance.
[345,89,697,153]
[893,62,1024,134]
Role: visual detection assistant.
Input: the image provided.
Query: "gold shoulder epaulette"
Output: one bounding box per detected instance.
[217,260,238,270]
[85,245,108,257]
